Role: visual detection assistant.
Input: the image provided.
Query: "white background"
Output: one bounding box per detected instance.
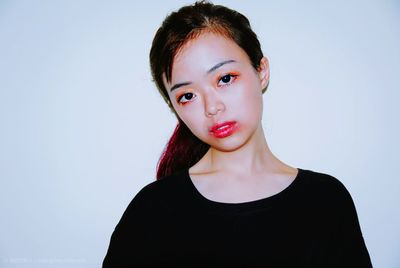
[0,0,399,267]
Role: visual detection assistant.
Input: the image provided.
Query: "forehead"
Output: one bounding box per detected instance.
[170,33,250,80]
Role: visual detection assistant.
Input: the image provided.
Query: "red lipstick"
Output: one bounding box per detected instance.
[209,121,238,138]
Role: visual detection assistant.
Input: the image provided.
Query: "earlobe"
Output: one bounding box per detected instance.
[257,57,270,92]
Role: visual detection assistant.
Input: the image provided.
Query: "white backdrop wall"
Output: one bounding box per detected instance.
[0,0,399,267]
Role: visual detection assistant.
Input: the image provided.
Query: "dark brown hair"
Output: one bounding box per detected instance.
[150,1,264,179]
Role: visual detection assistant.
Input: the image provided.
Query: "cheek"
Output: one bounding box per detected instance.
[176,106,207,135]
[231,79,263,114]
[232,91,262,130]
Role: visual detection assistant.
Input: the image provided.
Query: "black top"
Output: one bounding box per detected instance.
[103,168,372,267]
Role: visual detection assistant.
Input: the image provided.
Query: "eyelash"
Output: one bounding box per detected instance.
[217,73,239,87]
[176,73,239,104]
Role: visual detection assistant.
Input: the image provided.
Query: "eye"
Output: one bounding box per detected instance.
[177,92,196,104]
[217,74,238,87]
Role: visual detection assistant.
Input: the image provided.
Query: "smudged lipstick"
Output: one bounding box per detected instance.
[209,121,238,138]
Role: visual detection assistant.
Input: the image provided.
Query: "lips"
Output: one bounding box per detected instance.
[209,121,238,138]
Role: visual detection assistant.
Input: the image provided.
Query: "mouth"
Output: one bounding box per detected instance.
[209,121,238,138]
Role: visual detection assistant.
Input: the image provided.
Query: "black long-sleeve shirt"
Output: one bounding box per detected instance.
[103,168,372,267]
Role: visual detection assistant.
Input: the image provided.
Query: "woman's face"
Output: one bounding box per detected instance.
[165,32,269,152]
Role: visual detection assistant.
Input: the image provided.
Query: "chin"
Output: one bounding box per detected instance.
[208,136,250,152]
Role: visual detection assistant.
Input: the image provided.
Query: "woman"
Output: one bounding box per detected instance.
[103,1,372,267]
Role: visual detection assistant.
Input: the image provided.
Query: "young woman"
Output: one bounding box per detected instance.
[103,1,372,267]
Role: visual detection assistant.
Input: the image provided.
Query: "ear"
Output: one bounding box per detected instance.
[257,57,270,92]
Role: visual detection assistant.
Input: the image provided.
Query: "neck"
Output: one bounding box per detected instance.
[200,125,283,175]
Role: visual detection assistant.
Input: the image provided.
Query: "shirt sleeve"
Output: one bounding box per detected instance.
[324,178,373,267]
[102,184,159,268]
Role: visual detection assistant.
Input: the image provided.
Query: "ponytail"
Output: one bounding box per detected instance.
[156,119,209,179]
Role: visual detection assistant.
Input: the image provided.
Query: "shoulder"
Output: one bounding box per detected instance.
[298,169,372,266]
[135,169,188,201]
[292,168,364,230]
[299,168,351,194]
[103,171,189,266]
[121,169,188,218]
[298,168,356,208]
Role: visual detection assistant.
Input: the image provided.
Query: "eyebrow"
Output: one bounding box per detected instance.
[170,82,192,92]
[169,59,237,92]
[207,59,236,74]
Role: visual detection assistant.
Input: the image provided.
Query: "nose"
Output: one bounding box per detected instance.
[204,90,225,117]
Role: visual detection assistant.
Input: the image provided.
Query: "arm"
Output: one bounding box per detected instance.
[102,185,157,268]
[325,179,373,267]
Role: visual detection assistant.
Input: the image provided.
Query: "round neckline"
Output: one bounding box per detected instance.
[184,168,304,210]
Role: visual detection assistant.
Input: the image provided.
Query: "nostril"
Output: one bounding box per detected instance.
[205,106,223,117]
